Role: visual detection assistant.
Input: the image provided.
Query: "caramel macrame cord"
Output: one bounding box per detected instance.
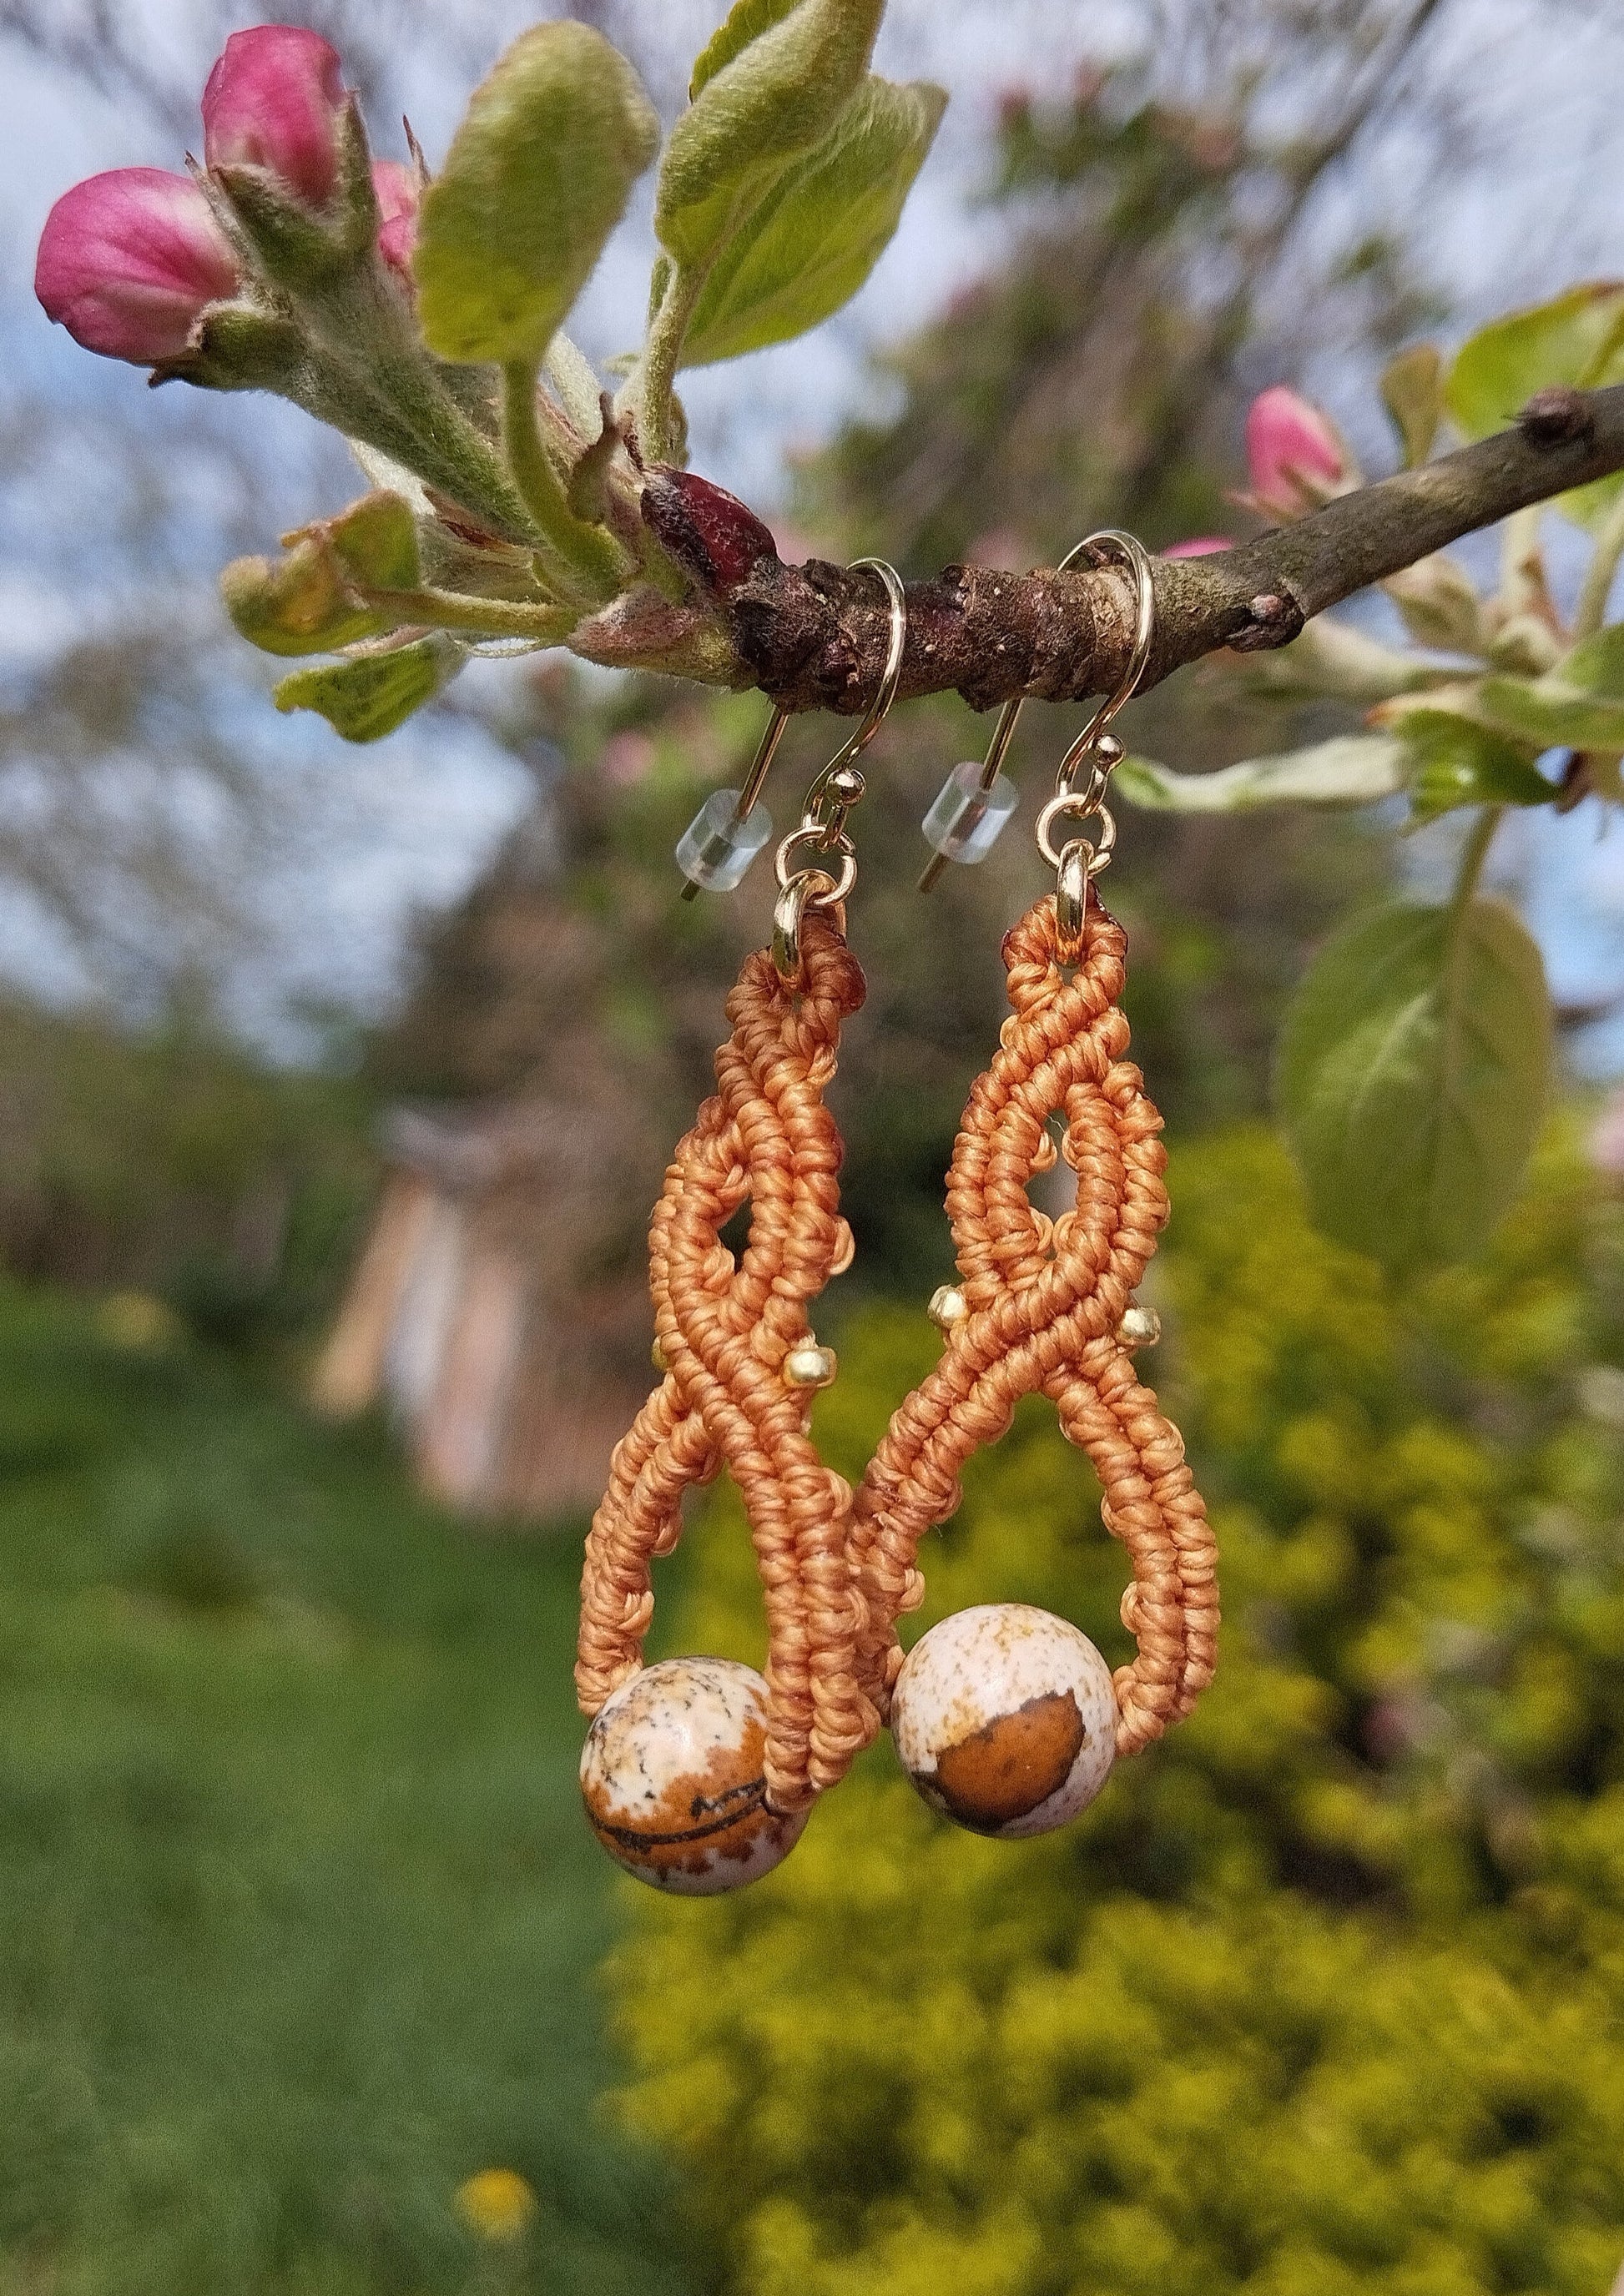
[576,911,871,1813]
[848,891,1218,1756]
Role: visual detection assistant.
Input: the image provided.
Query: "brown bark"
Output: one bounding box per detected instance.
[645,383,1624,718]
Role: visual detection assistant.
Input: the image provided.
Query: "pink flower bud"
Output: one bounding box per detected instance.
[1243,385,1347,520]
[203,26,350,207]
[1162,536,1232,558]
[371,161,419,279]
[35,168,242,365]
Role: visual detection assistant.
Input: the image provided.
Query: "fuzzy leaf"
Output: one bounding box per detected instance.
[274,636,461,742]
[1445,283,1624,531]
[689,0,802,97]
[1276,898,1551,1271]
[416,23,658,364]
[1379,343,1444,468]
[1395,712,1553,823]
[321,491,421,590]
[1115,735,1407,813]
[220,541,387,658]
[655,0,882,269]
[680,76,945,366]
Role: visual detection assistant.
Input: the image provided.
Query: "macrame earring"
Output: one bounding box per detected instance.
[576,561,906,1894]
[851,530,1218,1840]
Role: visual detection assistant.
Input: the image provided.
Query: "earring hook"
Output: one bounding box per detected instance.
[772,557,906,983]
[917,529,1155,895]
[1039,531,1155,962]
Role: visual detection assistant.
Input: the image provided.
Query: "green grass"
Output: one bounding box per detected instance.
[0,1285,706,2296]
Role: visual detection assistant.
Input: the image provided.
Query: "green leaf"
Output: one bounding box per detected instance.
[1473,626,1624,749]
[1376,673,1621,755]
[1238,617,1450,706]
[1445,283,1624,531]
[1395,711,1553,823]
[679,77,946,367]
[689,0,801,97]
[655,0,883,269]
[1539,621,1624,700]
[324,491,421,591]
[1115,735,1407,813]
[220,541,388,659]
[274,637,461,743]
[416,23,658,365]
[1276,898,1551,1271]
[1476,677,1624,751]
[1379,343,1443,468]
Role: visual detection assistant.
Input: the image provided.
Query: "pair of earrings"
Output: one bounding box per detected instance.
[577,536,1218,1895]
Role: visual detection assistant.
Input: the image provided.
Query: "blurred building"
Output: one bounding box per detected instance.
[313,1098,651,1519]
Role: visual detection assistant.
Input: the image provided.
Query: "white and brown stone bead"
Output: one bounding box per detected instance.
[580,1656,807,1894]
[890,1604,1117,1839]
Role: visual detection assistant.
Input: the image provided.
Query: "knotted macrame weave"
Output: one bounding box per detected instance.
[847,892,1218,1755]
[576,911,871,1812]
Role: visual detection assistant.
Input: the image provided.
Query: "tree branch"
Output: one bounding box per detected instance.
[651,384,1624,718]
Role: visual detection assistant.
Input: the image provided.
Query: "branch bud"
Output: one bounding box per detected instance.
[640,468,779,594]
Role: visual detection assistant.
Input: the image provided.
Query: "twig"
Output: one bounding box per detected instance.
[655,383,1624,717]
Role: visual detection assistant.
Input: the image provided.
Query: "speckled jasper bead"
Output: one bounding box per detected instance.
[890,1604,1117,1838]
[580,1655,807,1893]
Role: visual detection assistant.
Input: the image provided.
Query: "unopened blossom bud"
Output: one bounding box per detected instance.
[371,161,420,279]
[203,26,350,207]
[1162,536,1232,558]
[35,168,242,365]
[1243,385,1349,520]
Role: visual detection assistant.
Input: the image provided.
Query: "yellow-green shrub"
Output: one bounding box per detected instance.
[607,1125,1624,2293]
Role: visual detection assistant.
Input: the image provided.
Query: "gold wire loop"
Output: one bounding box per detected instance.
[773,558,905,981]
[1036,791,1118,874]
[1052,531,1156,796]
[1054,842,1092,965]
[775,831,859,905]
[804,559,907,793]
[773,869,842,983]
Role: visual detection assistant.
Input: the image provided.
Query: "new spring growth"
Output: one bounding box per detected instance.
[33,18,683,738]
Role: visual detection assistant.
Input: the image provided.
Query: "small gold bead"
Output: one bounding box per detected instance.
[651,1338,669,1372]
[829,1218,856,1277]
[784,1341,838,1391]
[1117,1302,1161,1350]
[928,1283,969,1332]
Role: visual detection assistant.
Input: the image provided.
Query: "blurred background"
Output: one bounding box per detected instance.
[5,3,1624,2291]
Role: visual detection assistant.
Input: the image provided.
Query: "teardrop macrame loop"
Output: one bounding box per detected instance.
[576,911,872,1813]
[847,891,1218,1756]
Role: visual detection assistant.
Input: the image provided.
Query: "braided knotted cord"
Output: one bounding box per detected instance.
[576,911,872,1813]
[847,891,1218,1757]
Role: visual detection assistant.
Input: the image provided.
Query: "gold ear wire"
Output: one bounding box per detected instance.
[918,528,1155,900]
[675,556,906,907]
[769,556,905,984]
